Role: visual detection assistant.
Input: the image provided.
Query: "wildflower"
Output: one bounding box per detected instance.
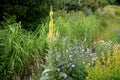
[82,61,85,64]
[62,66,64,69]
[58,55,61,58]
[81,49,84,52]
[67,64,70,67]
[88,63,91,66]
[71,64,75,67]
[47,6,59,44]
[57,68,60,72]
[69,55,72,60]
[45,73,48,76]
[64,73,67,78]
[69,55,72,58]
[66,50,69,53]
[47,6,54,44]
[50,6,53,17]
[86,48,91,54]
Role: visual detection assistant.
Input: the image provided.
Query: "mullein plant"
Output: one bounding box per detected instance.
[40,6,59,80]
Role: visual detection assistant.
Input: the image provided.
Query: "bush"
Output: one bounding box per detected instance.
[86,45,120,80]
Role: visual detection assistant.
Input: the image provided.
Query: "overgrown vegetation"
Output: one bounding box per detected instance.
[0,0,120,80]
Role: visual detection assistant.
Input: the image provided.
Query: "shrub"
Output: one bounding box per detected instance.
[86,45,120,80]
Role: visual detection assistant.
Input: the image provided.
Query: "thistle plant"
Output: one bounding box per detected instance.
[41,6,59,80]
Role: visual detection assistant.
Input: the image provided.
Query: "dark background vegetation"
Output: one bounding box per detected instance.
[0,0,120,31]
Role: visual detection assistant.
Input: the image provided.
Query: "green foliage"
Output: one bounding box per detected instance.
[54,11,98,44]
[86,45,120,80]
[0,0,49,31]
[53,39,89,80]
[110,30,120,43]
[115,9,120,16]
[40,10,99,80]
[0,22,47,80]
[0,4,120,80]
[94,40,114,55]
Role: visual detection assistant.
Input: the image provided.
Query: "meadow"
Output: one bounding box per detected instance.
[0,5,120,80]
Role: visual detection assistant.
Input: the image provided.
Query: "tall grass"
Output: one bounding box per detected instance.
[0,22,47,80]
[54,11,98,45]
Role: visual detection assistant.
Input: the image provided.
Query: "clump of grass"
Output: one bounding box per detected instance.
[0,22,47,80]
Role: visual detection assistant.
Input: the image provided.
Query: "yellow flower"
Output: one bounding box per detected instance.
[50,6,53,17]
[47,6,60,44]
[50,10,53,17]
[47,6,55,44]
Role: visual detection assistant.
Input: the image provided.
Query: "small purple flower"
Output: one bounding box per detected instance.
[62,66,64,69]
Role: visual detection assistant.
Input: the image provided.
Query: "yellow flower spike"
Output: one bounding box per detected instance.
[46,6,54,44]
[50,6,53,17]
[47,6,60,44]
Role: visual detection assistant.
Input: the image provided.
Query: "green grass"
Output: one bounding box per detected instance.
[0,22,47,80]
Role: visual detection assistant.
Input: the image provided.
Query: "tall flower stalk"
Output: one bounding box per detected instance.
[47,6,54,44]
[41,6,59,80]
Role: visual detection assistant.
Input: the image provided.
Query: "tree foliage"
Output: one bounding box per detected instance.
[0,0,50,30]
